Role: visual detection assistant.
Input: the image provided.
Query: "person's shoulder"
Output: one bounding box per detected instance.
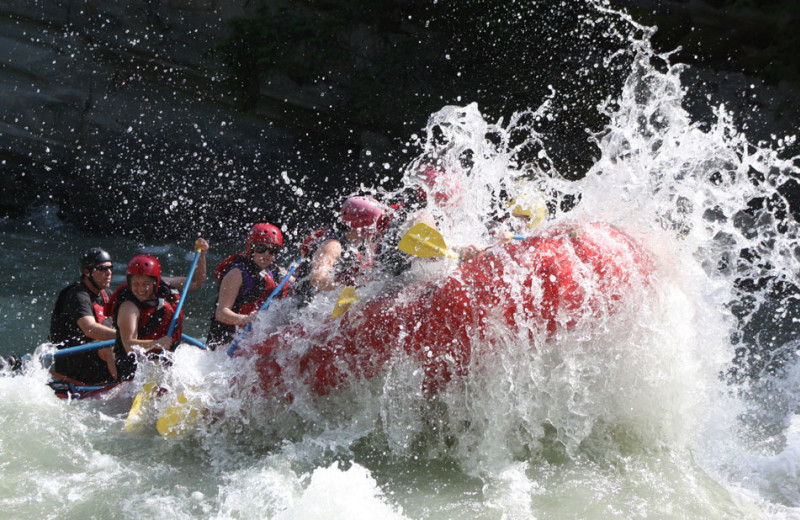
[117,298,139,313]
[215,253,247,282]
[222,264,245,282]
[52,281,83,314]
[64,282,92,301]
[58,280,82,294]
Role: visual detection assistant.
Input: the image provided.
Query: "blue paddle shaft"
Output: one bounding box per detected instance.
[52,339,115,358]
[167,249,202,337]
[226,255,304,356]
[48,333,204,363]
[180,333,206,349]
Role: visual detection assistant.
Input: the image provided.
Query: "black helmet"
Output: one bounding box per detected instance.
[79,247,112,275]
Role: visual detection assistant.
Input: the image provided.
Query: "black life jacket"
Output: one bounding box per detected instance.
[213,254,279,315]
[206,254,281,349]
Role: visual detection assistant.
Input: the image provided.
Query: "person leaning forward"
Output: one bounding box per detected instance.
[49,247,118,385]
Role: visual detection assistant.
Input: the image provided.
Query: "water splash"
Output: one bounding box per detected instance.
[6,2,800,518]
[161,6,800,513]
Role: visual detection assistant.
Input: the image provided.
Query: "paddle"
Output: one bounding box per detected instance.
[180,334,206,349]
[155,393,199,437]
[48,334,203,362]
[157,254,304,438]
[397,222,460,259]
[51,339,115,358]
[398,223,531,259]
[331,226,528,319]
[125,247,202,433]
[167,247,204,338]
[331,286,358,318]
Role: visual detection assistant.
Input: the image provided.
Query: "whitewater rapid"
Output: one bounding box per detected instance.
[3,2,800,519]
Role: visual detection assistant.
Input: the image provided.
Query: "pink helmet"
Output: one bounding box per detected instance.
[341,196,383,229]
[247,223,283,255]
[415,165,461,206]
[127,254,162,287]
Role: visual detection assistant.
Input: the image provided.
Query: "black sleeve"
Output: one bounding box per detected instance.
[376,218,413,277]
[65,287,96,325]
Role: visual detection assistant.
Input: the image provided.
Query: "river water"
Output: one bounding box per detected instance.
[3,4,800,520]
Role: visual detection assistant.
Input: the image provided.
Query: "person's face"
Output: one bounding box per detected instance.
[130,274,157,302]
[251,242,280,269]
[87,262,113,289]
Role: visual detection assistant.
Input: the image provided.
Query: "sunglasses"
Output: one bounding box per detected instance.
[253,244,281,255]
[93,265,113,272]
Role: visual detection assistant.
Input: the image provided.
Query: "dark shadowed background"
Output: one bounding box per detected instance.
[1,0,798,244]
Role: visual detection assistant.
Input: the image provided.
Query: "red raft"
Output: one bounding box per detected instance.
[238,222,651,397]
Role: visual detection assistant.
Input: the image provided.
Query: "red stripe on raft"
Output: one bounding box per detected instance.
[237,222,651,397]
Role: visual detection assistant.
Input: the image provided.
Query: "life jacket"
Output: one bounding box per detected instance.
[206,254,284,350]
[322,230,372,286]
[111,280,183,351]
[93,286,111,328]
[214,254,279,315]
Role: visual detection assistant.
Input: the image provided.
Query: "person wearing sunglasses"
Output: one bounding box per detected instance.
[206,223,288,350]
[49,247,118,385]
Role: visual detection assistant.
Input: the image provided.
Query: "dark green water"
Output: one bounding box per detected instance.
[0,206,236,359]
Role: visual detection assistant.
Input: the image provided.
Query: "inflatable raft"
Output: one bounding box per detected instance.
[238,222,651,397]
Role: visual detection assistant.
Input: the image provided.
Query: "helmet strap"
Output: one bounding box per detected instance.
[83,270,101,294]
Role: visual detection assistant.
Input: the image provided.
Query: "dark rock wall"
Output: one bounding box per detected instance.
[1,1,322,238]
[1,0,797,240]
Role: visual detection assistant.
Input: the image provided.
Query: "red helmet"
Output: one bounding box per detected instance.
[247,223,283,255]
[127,254,162,287]
[341,196,383,229]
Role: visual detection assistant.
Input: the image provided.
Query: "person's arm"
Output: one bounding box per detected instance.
[164,237,209,292]
[214,268,255,326]
[276,266,295,286]
[117,301,172,353]
[310,239,343,292]
[76,315,116,341]
[97,348,117,381]
[489,222,514,244]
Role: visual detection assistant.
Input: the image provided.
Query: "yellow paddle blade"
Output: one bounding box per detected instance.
[124,380,158,433]
[397,223,459,259]
[156,392,200,438]
[331,286,358,318]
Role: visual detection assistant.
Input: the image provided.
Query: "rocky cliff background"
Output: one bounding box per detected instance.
[1,0,798,241]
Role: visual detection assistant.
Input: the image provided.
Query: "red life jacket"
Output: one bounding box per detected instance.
[93,288,110,330]
[376,203,399,236]
[111,281,183,352]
